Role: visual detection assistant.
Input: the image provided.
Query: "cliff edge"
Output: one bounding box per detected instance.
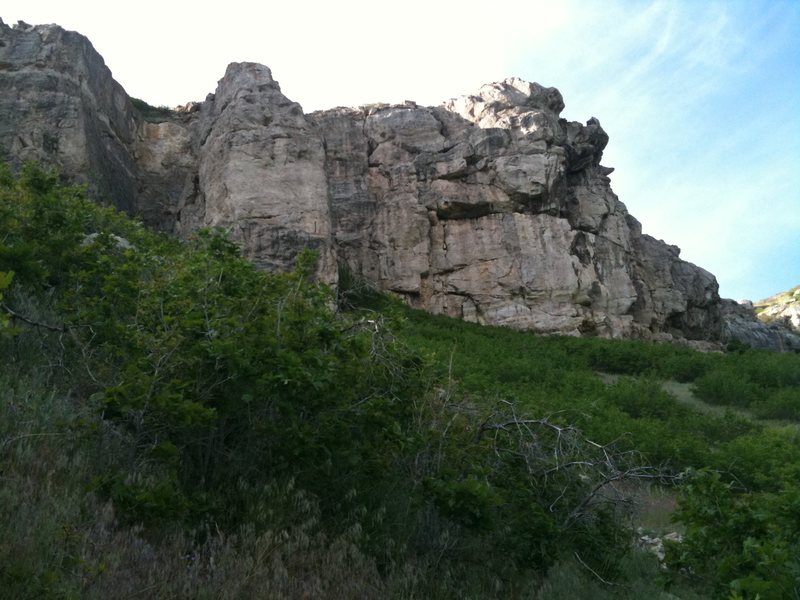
[3,19,794,348]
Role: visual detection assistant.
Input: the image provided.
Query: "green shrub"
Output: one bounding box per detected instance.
[0,164,424,526]
[130,97,174,123]
[739,351,800,388]
[692,367,764,408]
[587,339,655,375]
[0,270,12,333]
[657,350,712,382]
[669,469,800,600]
[751,387,800,421]
[605,377,689,420]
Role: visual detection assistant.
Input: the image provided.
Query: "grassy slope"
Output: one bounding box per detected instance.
[387,302,800,598]
[754,284,800,310]
[4,280,799,599]
[2,167,799,598]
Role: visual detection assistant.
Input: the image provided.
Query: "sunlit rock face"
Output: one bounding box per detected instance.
[311,80,720,340]
[180,62,336,283]
[1,20,732,342]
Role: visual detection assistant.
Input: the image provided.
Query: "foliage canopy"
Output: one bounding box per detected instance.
[1,163,798,598]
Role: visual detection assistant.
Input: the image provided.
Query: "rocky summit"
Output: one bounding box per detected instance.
[1,19,796,349]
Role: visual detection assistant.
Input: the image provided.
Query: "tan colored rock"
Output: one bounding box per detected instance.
[314,78,712,340]
[12,21,793,348]
[187,63,336,283]
[753,285,800,331]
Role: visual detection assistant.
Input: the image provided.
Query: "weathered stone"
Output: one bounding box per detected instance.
[182,62,336,283]
[135,119,195,231]
[315,78,713,340]
[0,19,138,213]
[752,285,800,332]
[3,20,794,349]
[721,299,800,352]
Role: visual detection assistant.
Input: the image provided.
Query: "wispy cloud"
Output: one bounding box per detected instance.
[508,0,800,299]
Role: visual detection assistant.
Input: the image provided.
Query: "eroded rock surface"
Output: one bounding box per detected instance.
[183,63,336,282]
[3,20,783,347]
[721,299,800,352]
[0,19,137,212]
[311,80,720,339]
[754,286,800,332]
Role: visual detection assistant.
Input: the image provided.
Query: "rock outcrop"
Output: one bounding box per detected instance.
[754,285,800,332]
[309,80,719,339]
[721,286,800,352]
[0,20,138,212]
[720,299,800,352]
[1,19,782,347]
[180,62,336,282]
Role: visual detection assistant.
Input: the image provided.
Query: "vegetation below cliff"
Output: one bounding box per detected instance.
[130,97,175,123]
[1,165,798,599]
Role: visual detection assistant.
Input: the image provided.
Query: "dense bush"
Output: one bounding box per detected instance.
[693,367,765,408]
[692,351,800,421]
[580,337,713,382]
[0,164,672,597]
[751,387,800,420]
[669,469,800,599]
[2,163,799,597]
[0,163,426,529]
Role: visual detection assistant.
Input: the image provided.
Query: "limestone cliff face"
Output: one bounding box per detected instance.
[721,299,800,352]
[178,63,336,282]
[720,286,800,352]
[0,20,137,212]
[754,285,800,332]
[308,81,720,339]
[0,20,735,343]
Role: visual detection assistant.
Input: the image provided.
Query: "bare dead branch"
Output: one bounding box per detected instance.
[1,431,66,450]
[473,401,677,532]
[573,552,622,587]
[2,302,66,332]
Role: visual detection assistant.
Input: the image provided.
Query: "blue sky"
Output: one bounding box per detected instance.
[4,0,799,301]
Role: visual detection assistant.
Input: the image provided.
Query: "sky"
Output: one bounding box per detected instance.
[3,0,799,301]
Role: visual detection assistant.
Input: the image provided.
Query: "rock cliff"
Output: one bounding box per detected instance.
[308,81,720,340]
[0,20,137,212]
[721,299,800,352]
[754,285,800,332]
[2,19,787,347]
[720,286,800,352]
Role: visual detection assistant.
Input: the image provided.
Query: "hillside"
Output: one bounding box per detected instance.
[1,167,799,598]
[2,16,800,599]
[755,285,800,331]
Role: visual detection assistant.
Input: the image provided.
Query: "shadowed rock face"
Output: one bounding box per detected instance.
[0,20,137,212]
[1,20,737,343]
[721,300,800,352]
